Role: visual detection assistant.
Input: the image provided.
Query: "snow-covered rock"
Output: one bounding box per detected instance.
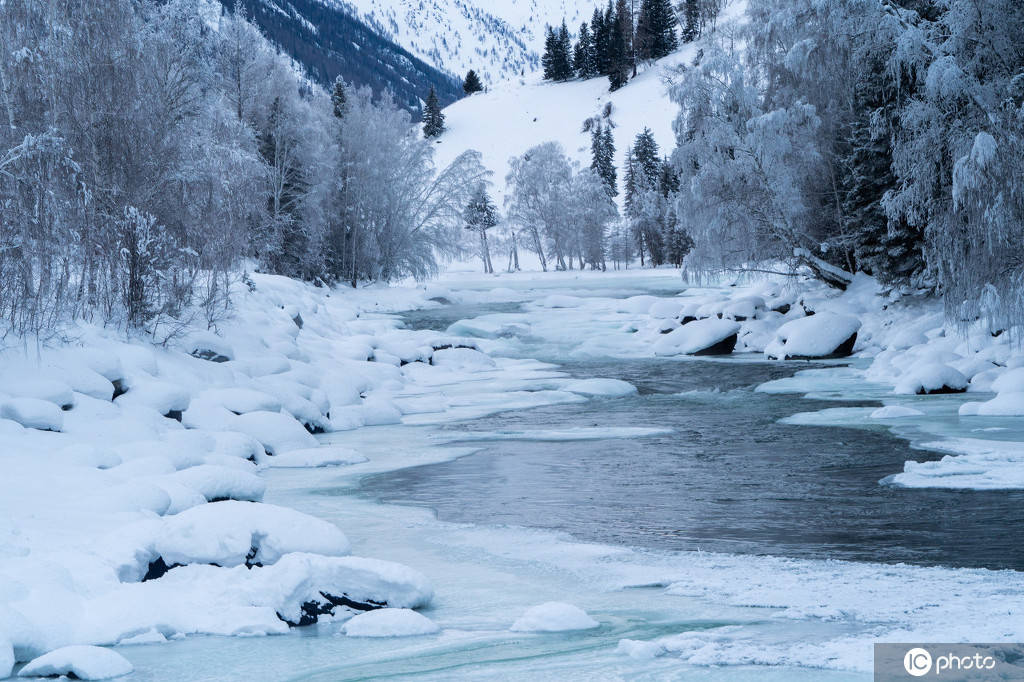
[184,331,234,363]
[510,602,599,632]
[960,392,1024,416]
[765,313,861,360]
[430,347,496,370]
[196,388,282,415]
[894,363,968,395]
[653,318,740,356]
[0,398,63,431]
[341,608,440,637]
[259,446,367,468]
[232,411,318,455]
[18,645,132,680]
[115,379,190,417]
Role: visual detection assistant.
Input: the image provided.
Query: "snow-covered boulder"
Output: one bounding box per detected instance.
[185,331,234,363]
[0,374,74,409]
[430,347,496,369]
[341,608,440,637]
[232,411,318,455]
[0,638,12,679]
[991,368,1024,394]
[170,464,266,503]
[259,446,367,468]
[196,388,282,415]
[894,363,969,395]
[721,296,765,321]
[18,646,132,680]
[653,318,740,356]
[149,501,351,574]
[765,313,861,360]
[0,398,63,431]
[510,602,599,632]
[115,379,190,419]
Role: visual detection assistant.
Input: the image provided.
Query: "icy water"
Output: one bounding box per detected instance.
[364,307,1024,571]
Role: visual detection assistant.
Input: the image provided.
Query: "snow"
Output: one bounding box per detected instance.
[764,313,861,360]
[893,362,969,395]
[340,608,440,638]
[653,318,740,356]
[18,646,132,680]
[510,602,599,632]
[870,405,925,419]
[885,438,1024,489]
[0,398,63,431]
[230,411,318,455]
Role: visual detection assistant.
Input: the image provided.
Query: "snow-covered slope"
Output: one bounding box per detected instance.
[340,0,590,84]
[434,49,693,205]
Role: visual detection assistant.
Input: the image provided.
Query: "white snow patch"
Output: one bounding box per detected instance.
[870,405,926,419]
[510,602,599,632]
[18,646,132,680]
[340,608,439,638]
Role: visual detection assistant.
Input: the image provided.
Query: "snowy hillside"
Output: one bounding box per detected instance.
[434,50,692,206]
[339,0,590,84]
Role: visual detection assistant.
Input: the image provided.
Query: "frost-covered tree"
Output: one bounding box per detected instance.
[465,184,499,273]
[590,122,618,197]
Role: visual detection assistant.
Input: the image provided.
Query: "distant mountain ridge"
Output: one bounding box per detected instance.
[220,0,463,114]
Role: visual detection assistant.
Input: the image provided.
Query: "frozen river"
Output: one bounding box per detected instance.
[113,272,1024,680]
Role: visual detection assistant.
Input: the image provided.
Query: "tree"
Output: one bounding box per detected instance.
[465,184,499,273]
[682,0,700,42]
[463,69,484,94]
[607,4,630,90]
[573,23,597,78]
[331,77,348,119]
[542,23,573,81]
[637,0,679,60]
[591,122,618,197]
[422,86,445,138]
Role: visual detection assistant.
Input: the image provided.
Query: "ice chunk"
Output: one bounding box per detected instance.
[870,405,926,419]
[260,446,367,468]
[616,638,666,660]
[429,347,496,369]
[894,363,968,395]
[18,645,132,680]
[653,318,739,356]
[765,313,860,360]
[510,602,599,632]
[341,608,440,637]
[0,398,63,431]
[562,378,637,397]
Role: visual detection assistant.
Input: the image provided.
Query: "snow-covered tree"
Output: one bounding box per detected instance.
[422,86,445,138]
[465,184,499,273]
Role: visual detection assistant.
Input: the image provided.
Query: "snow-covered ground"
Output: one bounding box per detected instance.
[4,264,1024,679]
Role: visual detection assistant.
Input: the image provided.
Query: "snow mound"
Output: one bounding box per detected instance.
[510,602,599,632]
[115,379,190,416]
[341,608,439,637]
[870,405,926,419]
[232,411,318,455]
[960,392,1024,416]
[616,638,667,660]
[0,374,74,408]
[18,645,132,680]
[765,313,861,360]
[195,388,282,415]
[429,347,496,370]
[121,501,351,579]
[0,638,12,679]
[653,318,740,356]
[0,398,63,431]
[894,363,968,395]
[562,378,637,397]
[991,368,1024,394]
[260,446,367,468]
[170,464,266,503]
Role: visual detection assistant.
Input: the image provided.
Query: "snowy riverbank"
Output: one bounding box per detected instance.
[3,266,1024,679]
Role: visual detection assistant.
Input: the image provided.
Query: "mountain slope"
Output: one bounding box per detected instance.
[433,50,694,207]
[339,0,591,85]
[222,0,462,112]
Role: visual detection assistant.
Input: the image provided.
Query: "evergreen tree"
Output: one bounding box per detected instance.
[591,7,609,76]
[557,20,573,80]
[606,3,630,90]
[542,26,559,80]
[682,0,699,42]
[422,86,445,138]
[462,69,484,94]
[616,0,636,78]
[573,23,596,78]
[637,0,678,60]
[331,77,348,119]
[631,127,661,183]
[465,184,499,273]
[542,23,573,81]
[590,123,618,197]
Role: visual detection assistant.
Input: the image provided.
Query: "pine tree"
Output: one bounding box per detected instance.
[681,0,699,43]
[591,123,618,197]
[542,23,573,81]
[591,7,609,76]
[638,0,678,60]
[632,127,661,183]
[573,23,596,78]
[542,26,559,80]
[557,20,573,80]
[616,0,635,78]
[462,69,484,95]
[422,86,445,138]
[331,77,348,119]
[607,2,630,91]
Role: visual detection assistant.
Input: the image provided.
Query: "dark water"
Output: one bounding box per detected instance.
[367,308,1024,571]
